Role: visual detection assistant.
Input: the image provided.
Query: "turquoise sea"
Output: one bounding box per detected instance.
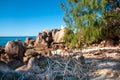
[0,36,36,46]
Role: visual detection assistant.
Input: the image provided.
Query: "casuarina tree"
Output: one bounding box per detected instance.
[61,0,120,48]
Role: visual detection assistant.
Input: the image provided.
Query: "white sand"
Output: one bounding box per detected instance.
[51,47,120,55]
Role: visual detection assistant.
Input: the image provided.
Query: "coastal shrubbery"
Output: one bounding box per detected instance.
[62,0,120,48]
[64,26,103,48]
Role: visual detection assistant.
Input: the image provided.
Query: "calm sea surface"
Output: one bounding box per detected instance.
[0,36,36,46]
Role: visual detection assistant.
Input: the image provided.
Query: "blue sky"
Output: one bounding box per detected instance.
[0,0,66,36]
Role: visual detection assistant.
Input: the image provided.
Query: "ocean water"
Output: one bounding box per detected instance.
[0,36,36,46]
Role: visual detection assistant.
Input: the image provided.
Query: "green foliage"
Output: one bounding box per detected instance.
[61,0,120,48]
[61,0,106,48]
[64,28,76,47]
[64,26,104,48]
[102,10,120,40]
[81,26,103,44]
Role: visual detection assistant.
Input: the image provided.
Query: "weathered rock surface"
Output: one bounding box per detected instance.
[25,37,35,47]
[51,29,59,40]
[0,61,9,71]
[16,57,41,74]
[0,46,5,54]
[5,40,26,61]
[35,27,66,50]
[7,59,24,70]
[24,49,37,57]
[54,26,65,43]
[35,32,48,49]
[0,46,5,61]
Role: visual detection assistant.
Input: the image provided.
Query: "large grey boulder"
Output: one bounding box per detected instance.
[5,40,26,62]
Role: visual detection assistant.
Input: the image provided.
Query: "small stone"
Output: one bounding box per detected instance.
[78,55,85,64]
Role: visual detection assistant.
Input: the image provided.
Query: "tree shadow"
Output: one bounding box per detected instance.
[85,55,120,80]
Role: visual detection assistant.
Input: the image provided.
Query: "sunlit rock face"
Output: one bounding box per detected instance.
[25,37,35,48]
[54,26,65,43]
[35,26,65,50]
[35,29,53,49]
[51,29,59,40]
[35,32,48,49]
[5,40,26,62]
[35,32,47,49]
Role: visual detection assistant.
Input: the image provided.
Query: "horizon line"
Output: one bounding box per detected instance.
[0,36,36,37]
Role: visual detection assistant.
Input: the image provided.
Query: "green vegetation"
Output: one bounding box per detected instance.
[103,9,120,40]
[61,0,120,48]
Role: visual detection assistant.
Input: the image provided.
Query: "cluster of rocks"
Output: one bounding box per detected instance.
[0,27,89,80]
[25,26,65,50]
[0,26,66,65]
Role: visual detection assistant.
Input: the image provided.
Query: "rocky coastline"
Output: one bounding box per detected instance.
[0,27,120,80]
